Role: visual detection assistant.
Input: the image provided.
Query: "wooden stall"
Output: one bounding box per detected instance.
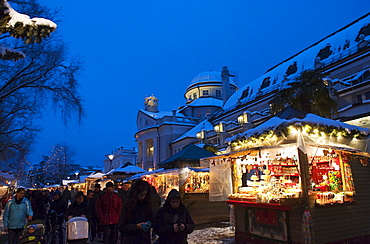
[206,113,370,243]
[129,166,229,225]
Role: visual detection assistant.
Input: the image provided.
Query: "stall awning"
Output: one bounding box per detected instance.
[159,144,215,169]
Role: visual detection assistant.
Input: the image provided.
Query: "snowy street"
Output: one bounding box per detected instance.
[187,222,235,244]
[89,222,235,244]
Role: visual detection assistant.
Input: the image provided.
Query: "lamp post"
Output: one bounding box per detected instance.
[107,154,115,171]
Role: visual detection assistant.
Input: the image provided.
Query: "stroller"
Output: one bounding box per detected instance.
[19,220,46,244]
[66,216,89,244]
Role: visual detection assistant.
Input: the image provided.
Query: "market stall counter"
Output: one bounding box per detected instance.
[204,112,370,243]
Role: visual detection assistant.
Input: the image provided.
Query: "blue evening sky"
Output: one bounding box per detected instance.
[30,1,370,167]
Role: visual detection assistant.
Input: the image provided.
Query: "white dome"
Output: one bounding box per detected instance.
[188,70,237,88]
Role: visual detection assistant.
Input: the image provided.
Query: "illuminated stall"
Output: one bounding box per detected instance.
[206,112,370,243]
[128,144,229,224]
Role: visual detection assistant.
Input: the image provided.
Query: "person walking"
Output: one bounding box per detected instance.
[3,188,34,244]
[61,186,71,208]
[153,189,195,244]
[117,182,130,207]
[119,180,153,244]
[64,191,87,220]
[96,182,122,244]
[150,186,161,241]
[91,183,103,240]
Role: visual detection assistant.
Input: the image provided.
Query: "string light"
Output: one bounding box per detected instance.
[229,122,369,147]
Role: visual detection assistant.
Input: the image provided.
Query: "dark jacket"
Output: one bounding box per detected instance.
[64,200,87,221]
[19,229,43,244]
[153,189,195,244]
[119,201,153,244]
[95,191,122,225]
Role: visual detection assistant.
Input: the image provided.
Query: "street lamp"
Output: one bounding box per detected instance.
[107,154,115,171]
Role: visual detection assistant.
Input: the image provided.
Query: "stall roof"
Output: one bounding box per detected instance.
[0,172,15,180]
[159,144,215,167]
[109,165,147,175]
[225,113,370,144]
[86,172,105,179]
[127,167,209,181]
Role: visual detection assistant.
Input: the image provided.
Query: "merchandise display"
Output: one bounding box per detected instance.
[226,144,356,206]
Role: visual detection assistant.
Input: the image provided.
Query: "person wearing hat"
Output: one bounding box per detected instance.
[96,182,122,244]
[91,183,104,240]
[153,189,195,244]
[19,224,44,244]
[64,191,87,221]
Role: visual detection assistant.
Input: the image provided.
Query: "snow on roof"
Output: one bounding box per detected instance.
[86,172,105,179]
[223,13,370,111]
[6,1,57,29]
[140,109,184,119]
[186,97,223,107]
[0,172,15,180]
[225,113,370,143]
[172,119,214,143]
[189,70,237,87]
[110,165,147,174]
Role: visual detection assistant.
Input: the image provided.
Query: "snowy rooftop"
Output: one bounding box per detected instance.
[189,70,237,88]
[225,113,370,143]
[140,109,185,119]
[172,119,214,143]
[179,97,224,113]
[223,13,370,111]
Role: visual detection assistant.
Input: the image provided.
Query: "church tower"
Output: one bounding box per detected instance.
[144,95,158,112]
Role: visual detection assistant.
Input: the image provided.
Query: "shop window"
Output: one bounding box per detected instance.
[216,90,222,97]
[202,90,209,96]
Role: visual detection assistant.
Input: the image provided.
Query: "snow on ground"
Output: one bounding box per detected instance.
[188,222,235,244]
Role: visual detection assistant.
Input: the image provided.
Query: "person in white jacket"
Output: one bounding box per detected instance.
[3,188,33,244]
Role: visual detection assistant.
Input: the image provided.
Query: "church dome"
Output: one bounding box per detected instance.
[188,70,236,89]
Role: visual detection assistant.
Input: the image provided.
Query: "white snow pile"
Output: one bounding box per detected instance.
[188,222,235,244]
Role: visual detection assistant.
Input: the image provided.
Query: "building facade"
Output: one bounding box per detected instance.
[135,13,370,170]
[103,147,137,172]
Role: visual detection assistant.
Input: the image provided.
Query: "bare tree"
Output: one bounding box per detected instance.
[0,0,84,162]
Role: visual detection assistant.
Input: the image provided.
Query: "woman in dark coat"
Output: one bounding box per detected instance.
[119,180,153,244]
[153,189,195,244]
[64,191,87,221]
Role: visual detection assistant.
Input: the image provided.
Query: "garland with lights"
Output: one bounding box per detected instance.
[230,121,369,147]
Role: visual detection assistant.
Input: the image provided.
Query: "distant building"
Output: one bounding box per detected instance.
[103,147,137,172]
[135,12,370,170]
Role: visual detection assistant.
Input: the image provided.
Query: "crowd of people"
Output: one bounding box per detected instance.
[2,180,195,244]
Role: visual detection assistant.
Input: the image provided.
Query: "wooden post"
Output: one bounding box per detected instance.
[298,148,310,207]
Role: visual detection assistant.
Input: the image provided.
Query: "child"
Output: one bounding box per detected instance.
[19,224,44,244]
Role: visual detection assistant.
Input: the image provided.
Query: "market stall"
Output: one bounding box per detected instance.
[127,165,228,224]
[205,112,370,243]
